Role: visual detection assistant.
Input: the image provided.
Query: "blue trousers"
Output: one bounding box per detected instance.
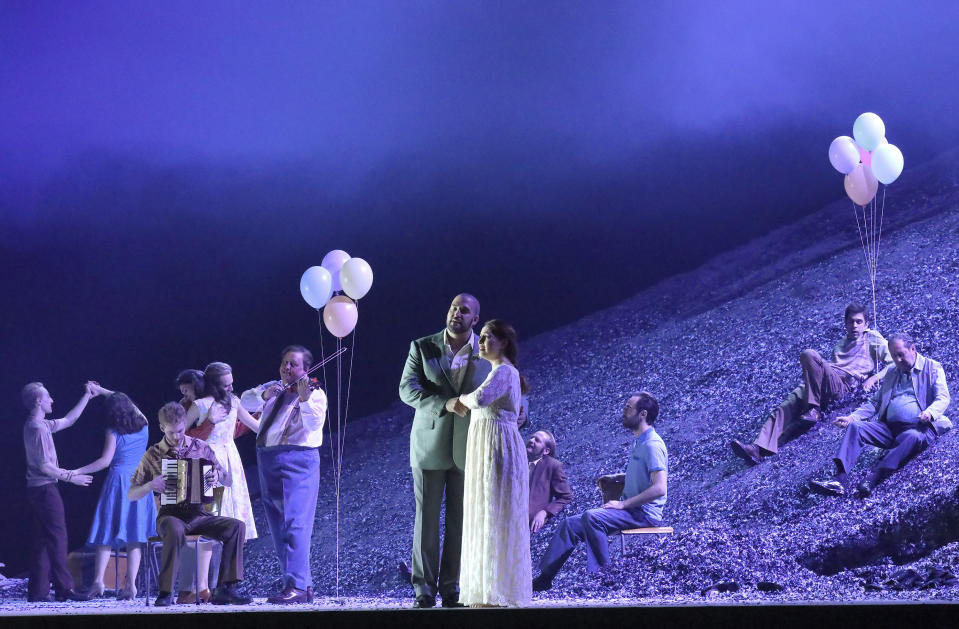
[539,507,656,578]
[257,446,320,590]
[835,420,937,474]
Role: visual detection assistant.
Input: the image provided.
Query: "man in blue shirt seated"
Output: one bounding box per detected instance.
[810,332,951,498]
[532,392,667,592]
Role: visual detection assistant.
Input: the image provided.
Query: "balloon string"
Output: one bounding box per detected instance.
[334,335,342,598]
[853,202,871,286]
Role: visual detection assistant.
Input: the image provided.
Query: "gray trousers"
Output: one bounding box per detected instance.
[755,349,857,453]
[411,466,464,599]
[539,508,656,578]
[835,420,937,474]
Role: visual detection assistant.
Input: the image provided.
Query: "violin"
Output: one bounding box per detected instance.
[280,346,349,394]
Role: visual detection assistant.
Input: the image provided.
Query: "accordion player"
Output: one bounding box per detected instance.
[159,458,217,506]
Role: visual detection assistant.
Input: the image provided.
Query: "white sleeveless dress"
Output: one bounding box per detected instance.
[190,396,258,540]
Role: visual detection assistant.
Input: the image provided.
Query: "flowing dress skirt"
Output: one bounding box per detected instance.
[460,415,532,606]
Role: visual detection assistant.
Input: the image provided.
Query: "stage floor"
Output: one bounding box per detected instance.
[3,595,959,629]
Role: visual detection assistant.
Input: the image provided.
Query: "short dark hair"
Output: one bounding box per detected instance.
[175,369,204,392]
[844,302,868,321]
[105,393,148,435]
[888,332,915,349]
[21,382,45,410]
[632,391,660,424]
[158,401,186,425]
[282,345,314,370]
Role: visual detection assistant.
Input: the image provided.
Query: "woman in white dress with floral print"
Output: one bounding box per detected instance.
[456,319,532,607]
[186,362,260,540]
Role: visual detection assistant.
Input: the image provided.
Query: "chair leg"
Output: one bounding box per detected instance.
[144,542,151,607]
[113,545,119,596]
[194,539,200,606]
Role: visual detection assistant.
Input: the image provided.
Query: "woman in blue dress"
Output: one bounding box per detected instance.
[75,388,156,599]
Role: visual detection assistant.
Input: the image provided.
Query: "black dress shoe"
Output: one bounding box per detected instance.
[441,595,465,608]
[532,574,554,592]
[211,584,252,605]
[54,589,90,602]
[27,595,54,603]
[857,478,878,497]
[412,594,436,608]
[267,585,311,604]
[154,592,174,607]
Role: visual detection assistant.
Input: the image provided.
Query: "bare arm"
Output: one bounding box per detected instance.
[129,475,165,502]
[50,385,95,433]
[237,404,260,433]
[604,470,667,511]
[73,430,117,475]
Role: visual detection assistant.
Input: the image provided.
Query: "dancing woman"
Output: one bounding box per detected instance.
[456,319,532,607]
[74,387,157,599]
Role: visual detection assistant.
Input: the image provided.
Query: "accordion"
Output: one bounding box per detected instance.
[160,458,215,506]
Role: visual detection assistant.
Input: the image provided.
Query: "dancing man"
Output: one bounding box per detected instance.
[240,345,327,604]
[22,381,102,602]
[399,293,491,608]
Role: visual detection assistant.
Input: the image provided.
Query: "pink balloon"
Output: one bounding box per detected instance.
[858,146,872,168]
[323,295,358,338]
[844,163,878,206]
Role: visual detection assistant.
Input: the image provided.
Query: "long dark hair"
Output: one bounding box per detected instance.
[483,319,530,394]
[104,392,148,435]
[202,362,233,412]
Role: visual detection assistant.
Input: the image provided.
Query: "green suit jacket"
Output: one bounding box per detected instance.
[400,330,491,470]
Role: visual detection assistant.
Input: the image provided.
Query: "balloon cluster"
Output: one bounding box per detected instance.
[298,250,374,338]
[828,112,904,206]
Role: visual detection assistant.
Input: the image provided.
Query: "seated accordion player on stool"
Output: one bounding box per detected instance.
[128,402,250,606]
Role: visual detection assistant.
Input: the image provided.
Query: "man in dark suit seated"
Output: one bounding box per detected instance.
[527,430,573,533]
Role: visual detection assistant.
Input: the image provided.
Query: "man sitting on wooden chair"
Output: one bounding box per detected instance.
[128,402,250,606]
[532,392,667,591]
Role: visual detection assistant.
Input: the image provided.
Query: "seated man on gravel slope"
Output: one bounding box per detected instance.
[809,332,951,497]
[730,302,892,465]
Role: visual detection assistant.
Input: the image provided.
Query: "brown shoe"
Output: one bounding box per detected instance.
[730,440,764,465]
[176,590,196,604]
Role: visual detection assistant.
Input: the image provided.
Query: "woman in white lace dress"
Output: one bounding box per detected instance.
[186,362,260,540]
[456,319,532,607]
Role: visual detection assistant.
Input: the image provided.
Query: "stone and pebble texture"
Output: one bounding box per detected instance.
[3,150,959,611]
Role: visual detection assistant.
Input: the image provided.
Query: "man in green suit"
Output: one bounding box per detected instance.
[399,293,491,608]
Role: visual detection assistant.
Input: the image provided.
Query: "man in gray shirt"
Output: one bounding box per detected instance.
[810,332,951,497]
[532,392,667,592]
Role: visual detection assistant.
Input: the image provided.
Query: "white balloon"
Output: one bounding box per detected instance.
[299,266,333,309]
[871,143,904,185]
[828,136,860,174]
[340,257,374,300]
[323,295,358,338]
[853,112,885,152]
[321,249,351,292]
